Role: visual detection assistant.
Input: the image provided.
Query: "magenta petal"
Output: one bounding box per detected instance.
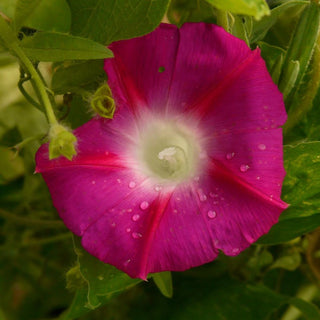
[104,24,180,114]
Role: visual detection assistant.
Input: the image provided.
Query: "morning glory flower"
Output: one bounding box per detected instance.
[36,23,288,280]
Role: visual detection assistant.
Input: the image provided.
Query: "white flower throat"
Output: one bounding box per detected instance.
[138,119,200,183]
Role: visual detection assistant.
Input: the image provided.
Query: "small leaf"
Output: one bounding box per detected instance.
[152,272,173,298]
[20,32,113,61]
[0,146,24,183]
[271,252,301,271]
[258,41,285,84]
[204,0,270,20]
[251,0,309,43]
[279,1,320,106]
[64,236,141,319]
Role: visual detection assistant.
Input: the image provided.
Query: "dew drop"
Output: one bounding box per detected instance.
[91,180,96,185]
[98,275,104,280]
[111,222,116,227]
[197,188,207,202]
[154,185,162,192]
[256,176,261,180]
[226,152,235,160]
[132,214,140,222]
[209,192,218,198]
[132,232,142,239]
[127,208,133,213]
[140,201,149,210]
[117,178,121,184]
[105,151,109,156]
[207,210,217,219]
[258,143,266,151]
[126,228,131,233]
[240,164,249,172]
[232,248,240,254]
[128,181,136,189]
[124,259,131,266]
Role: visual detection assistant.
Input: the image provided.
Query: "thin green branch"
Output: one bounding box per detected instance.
[22,233,72,247]
[0,208,66,228]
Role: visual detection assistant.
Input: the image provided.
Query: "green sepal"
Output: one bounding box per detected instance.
[90,84,115,119]
[152,271,173,298]
[48,124,77,160]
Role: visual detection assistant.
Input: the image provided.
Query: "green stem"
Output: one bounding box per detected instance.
[281,285,318,320]
[216,9,229,32]
[22,233,72,247]
[12,43,58,125]
[0,208,66,228]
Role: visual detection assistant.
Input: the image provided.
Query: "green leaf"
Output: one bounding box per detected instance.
[250,0,308,43]
[23,0,71,33]
[0,0,17,19]
[152,272,173,298]
[204,0,270,20]
[279,1,320,106]
[170,276,320,320]
[259,142,320,244]
[20,32,113,61]
[0,15,19,49]
[14,0,42,31]
[258,41,285,84]
[51,60,107,94]
[0,146,24,183]
[66,0,170,44]
[258,215,320,245]
[271,251,301,271]
[62,237,141,319]
[167,0,216,27]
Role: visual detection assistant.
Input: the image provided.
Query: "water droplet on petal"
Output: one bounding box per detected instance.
[232,248,240,254]
[124,259,131,266]
[140,201,149,210]
[117,178,121,184]
[127,208,133,213]
[111,222,116,227]
[154,185,162,192]
[258,144,266,151]
[256,176,261,180]
[194,176,200,182]
[226,152,235,160]
[126,228,131,233]
[207,210,217,219]
[132,232,142,239]
[209,192,218,198]
[132,214,140,222]
[91,180,96,185]
[98,275,104,280]
[197,188,207,202]
[128,181,136,189]
[240,164,249,172]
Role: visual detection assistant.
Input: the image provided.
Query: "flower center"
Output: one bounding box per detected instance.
[138,120,200,182]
